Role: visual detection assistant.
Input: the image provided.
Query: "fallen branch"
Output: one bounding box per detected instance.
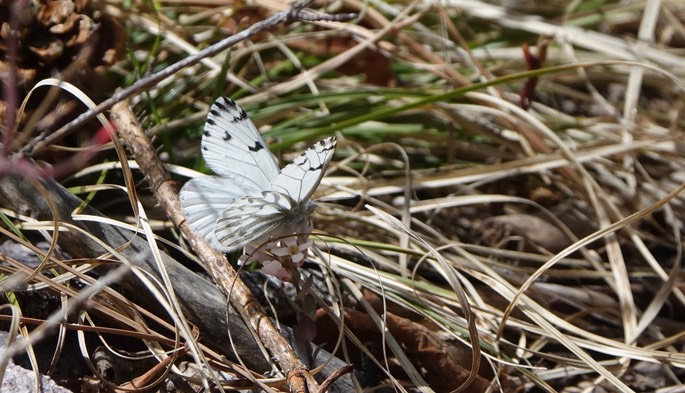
[0,171,354,392]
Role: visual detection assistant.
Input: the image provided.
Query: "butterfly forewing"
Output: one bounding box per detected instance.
[271,136,337,203]
[201,97,280,189]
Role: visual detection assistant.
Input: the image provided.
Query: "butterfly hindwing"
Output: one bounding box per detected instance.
[271,136,337,203]
[179,176,261,251]
[214,191,293,250]
[201,97,280,189]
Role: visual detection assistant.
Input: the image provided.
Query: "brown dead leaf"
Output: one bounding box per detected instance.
[314,307,491,392]
[480,213,571,253]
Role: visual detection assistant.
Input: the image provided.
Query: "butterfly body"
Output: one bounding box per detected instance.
[180,97,336,252]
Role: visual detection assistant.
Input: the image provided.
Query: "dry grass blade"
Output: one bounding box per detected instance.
[365,205,481,392]
[3,0,685,391]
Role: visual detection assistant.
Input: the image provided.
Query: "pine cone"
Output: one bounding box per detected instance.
[0,0,125,89]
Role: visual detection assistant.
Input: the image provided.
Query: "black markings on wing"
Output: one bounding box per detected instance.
[200,97,279,190]
[248,141,265,152]
[271,136,337,203]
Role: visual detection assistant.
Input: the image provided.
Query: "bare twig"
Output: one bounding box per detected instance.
[19,0,356,158]
[296,12,357,22]
[111,100,323,391]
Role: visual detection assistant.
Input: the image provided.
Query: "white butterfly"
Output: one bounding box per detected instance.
[180,97,336,252]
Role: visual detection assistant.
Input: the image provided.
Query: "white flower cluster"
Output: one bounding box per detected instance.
[238,225,313,282]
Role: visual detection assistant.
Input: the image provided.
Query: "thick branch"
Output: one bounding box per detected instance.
[0,172,354,392]
[113,100,348,392]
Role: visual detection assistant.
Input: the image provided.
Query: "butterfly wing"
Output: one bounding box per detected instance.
[182,97,336,253]
[179,176,262,251]
[201,97,280,189]
[214,191,294,250]
[271,136,337,203]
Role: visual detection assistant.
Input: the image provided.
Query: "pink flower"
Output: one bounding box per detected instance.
[238,230,313,281]
[238,241,278,266]
[260,260,291,281]
[271,236,312,267]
